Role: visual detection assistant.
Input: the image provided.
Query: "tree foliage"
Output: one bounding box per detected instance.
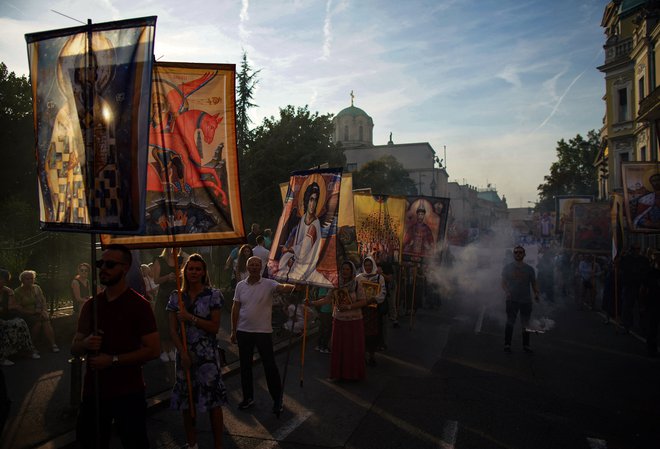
[353,155,417,196]
[235,51,260,155]
[241,105,345,226]
[537,130,600,211]
[0,62,35,203]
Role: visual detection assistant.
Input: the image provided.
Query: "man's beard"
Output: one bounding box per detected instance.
[99,271,122,287]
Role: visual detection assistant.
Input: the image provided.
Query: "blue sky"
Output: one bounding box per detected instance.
[0,0,608,206]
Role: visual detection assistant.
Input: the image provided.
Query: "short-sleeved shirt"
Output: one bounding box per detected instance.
[233,277,279,333]
[78,288,157,399]
[501,262,536,303]
[166,287,224,343]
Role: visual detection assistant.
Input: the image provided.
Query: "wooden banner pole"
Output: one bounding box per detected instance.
[173,248,195,418]
[300,285,310,387]
[410,265,418,329]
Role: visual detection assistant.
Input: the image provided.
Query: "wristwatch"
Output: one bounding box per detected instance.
[112,355,119,366]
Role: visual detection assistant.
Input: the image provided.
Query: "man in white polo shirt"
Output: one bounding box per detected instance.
[231,256,296,415]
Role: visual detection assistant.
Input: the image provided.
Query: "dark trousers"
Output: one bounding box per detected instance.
[622,285,640,330]
[647,304,659,355]
[504,300,532,347]
[236,331,282,403]
[76,392,149,449]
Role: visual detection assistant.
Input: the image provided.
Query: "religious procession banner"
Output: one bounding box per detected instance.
[572,202,611,254]
[282,174,358,267]
[402,196,450,263]
[621,162,660,233]
[610,192,626,259]
[269,168,342,288]
[25,17,156,233]
[555,195,593,236]
[101,62,245,248]
[353,192,406,264]
[562,220,574,250]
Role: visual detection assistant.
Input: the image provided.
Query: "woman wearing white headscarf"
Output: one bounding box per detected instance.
[356,256,386,366]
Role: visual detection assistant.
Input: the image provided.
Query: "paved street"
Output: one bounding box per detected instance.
[2,291,659,449]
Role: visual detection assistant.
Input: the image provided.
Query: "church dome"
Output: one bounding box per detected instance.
[333,95,374,148]
[336,105,370,118]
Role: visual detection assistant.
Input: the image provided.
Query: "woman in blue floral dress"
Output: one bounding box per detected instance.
[167,254,227,449]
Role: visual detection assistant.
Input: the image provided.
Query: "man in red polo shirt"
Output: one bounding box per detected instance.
[72,244,160,449]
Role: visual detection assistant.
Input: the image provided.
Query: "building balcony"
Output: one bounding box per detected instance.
[599,38,633,71]
[638,85,660,121]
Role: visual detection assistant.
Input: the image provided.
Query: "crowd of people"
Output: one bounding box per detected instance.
[1,220,405,448]
[2,219,658,448]
[518,239,660,357]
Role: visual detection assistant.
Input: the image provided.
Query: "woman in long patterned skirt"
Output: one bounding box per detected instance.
[167,254,226,449]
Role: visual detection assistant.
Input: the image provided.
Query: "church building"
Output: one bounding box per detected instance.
[333,94,449,198]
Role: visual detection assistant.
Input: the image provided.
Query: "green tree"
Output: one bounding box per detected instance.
[0,62,40,277]
[235,51,260,155]
[353,155,417,196]
[537,130,600,211]
[241,105,345,226]
[0,62,35,202]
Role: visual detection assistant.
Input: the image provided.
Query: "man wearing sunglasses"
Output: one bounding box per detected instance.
[501,245,540,353]
[71,244,160,449]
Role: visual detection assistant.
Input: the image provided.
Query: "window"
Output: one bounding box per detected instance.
[344,125,349,141]
[347,163,357,172]
[639,76,645,101]
[640,146,647,161]
[359,125,363,141]
[618,88,629,122]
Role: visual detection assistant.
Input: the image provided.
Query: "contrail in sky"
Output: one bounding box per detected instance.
[240,0,249,22]
[239,0,249,40]
[533,69,585,133]
[321,0,333,60]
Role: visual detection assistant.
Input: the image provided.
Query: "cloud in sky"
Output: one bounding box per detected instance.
[0,0,608,204]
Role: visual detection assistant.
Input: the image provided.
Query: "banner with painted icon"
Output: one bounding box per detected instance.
[353,192,406,265]
[610,192,626,259]
[25,17,156,233]
[572,202,611,254]
[555,195,593,236]
[281,173,358,268]
[402,196,450,263]
[621,162,660,233]
[269,168,342,288]
[101,62,245,248]
[562,220,574,250]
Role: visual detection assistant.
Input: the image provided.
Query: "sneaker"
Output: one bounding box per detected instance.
[523,346,533,354]
[159,352,170,362]
[504,345,512,353]
[320,347,331,354]
[314,345,322,352]
[168,350,176,360]
[238,398,254,409]
[1,359,14,366]
[32,352,41,359]
[52,345,60,353]
[273,400,283,414]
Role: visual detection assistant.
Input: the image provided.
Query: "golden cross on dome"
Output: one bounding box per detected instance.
[350,90,354,106]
